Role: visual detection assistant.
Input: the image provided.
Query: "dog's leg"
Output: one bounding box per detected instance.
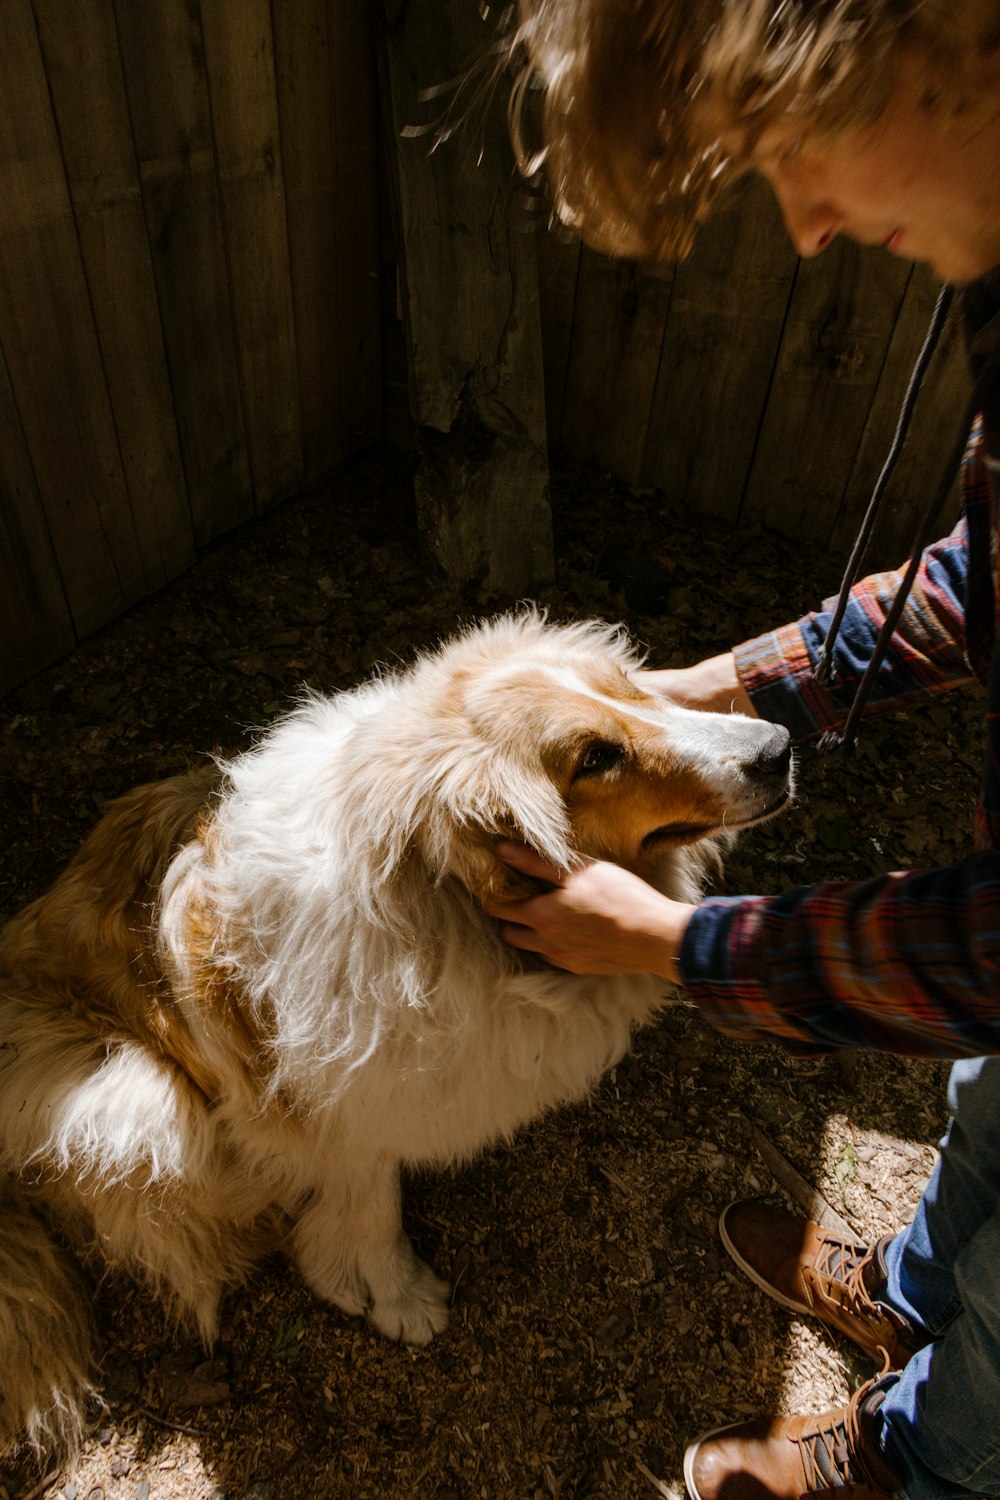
[292,1158,450,1346]
[0,1188,96,1459]
[0,1014,259,1349]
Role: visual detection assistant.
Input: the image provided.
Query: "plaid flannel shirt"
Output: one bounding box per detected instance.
[679,268,1000,1057]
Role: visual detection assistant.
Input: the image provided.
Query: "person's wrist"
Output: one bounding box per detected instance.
[666,904,692,986]
[637,893,693,984]
[635,653,757,718]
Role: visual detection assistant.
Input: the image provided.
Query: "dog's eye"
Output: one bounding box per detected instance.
[576,740,624,778]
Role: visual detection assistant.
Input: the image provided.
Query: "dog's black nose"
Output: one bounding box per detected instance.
[751,728,792,779]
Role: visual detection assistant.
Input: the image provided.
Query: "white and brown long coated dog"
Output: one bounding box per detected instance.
[0,612,791,1455]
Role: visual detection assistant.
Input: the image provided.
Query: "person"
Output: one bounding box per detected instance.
[487,3,1000,1498]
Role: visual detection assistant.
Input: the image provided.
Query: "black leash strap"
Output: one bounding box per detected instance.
[814,283,956,692]
[817,394,976,753]
[809,282,985,753]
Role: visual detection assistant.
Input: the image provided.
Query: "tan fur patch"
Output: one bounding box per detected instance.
[1,771,218,1072]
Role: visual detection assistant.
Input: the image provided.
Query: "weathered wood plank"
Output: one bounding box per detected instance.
[201,0,303,511]
[740,240,912,539]
[115,0,251,547]
[382,0,552,592]
[641,179,797,521]
[535,224,581,451]
[0,0,143,638]
[0,342,75,695]
[560,249,675,486]
[33,0,194,589]
[328,0,381,452]
[272,0,349,485]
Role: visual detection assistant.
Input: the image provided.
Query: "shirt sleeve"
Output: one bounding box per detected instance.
[679,853,1000,1058]
[681,427,995,1058]
[732,513,976,743]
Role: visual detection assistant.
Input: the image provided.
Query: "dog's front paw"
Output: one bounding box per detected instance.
[369,1257,450,1346]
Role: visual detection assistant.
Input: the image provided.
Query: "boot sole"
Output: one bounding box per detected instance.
[684,1423,740,1500]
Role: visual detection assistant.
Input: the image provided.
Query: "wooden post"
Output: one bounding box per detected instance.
[381,0,553,594]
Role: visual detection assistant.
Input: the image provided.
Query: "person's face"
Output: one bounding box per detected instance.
[731,56,1000,284]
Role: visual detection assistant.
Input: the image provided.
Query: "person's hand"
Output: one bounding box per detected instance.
[485,842,693,981]
[634,651,757,718]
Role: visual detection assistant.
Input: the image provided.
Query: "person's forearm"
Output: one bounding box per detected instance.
[635,653,758,718]
[680,852,1000,1057]
[734,515,976,741]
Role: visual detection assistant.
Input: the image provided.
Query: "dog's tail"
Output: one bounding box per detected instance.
[0,1183,97,1460]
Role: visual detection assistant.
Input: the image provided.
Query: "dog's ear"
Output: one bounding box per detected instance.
[445,822,559,908]
[412,748,572,905]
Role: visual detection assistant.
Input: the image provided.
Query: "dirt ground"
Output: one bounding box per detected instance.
[0,447,981,1500]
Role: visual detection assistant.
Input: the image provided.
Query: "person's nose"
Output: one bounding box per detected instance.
[770,177,843,257]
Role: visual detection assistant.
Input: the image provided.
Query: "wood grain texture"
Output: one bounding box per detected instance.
[383,0,553,592]
[328,0,381,453]
[0,344,74,695]
[561,249,675,487]
[115,0,252,546]
[0,0,142,637]
[1,0,384,696]
[0,1,974,695]
[201,0,303,510]
[740,240,913,538]
[33,0,194,588]
[641,180,796,522]
[272,0,348,485]
[533,225,580,454]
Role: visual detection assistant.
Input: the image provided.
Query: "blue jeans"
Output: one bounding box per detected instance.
[877,1057,1000,1499]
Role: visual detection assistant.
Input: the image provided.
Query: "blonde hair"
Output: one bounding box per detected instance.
[509,0,1000,259]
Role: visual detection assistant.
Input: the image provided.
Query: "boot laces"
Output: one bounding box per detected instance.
[814,1235,880,1320]
[797,1400,863,1491]
[796,1359,896,1497]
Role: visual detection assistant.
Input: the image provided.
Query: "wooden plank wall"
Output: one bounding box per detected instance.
[1,0,975,699]
[0,0,380,697]
[539,176,972,570]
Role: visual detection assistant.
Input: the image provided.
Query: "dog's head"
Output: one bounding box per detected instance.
[387,612,793,909]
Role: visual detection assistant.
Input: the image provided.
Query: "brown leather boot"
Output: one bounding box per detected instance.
[684,1375,903,1500]
[720,1200,927,1368]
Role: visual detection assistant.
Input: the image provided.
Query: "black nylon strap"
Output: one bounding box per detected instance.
[814,284,956,694]
[818,395,976,753]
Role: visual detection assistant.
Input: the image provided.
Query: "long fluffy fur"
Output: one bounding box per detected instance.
[0,611,791,1457]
